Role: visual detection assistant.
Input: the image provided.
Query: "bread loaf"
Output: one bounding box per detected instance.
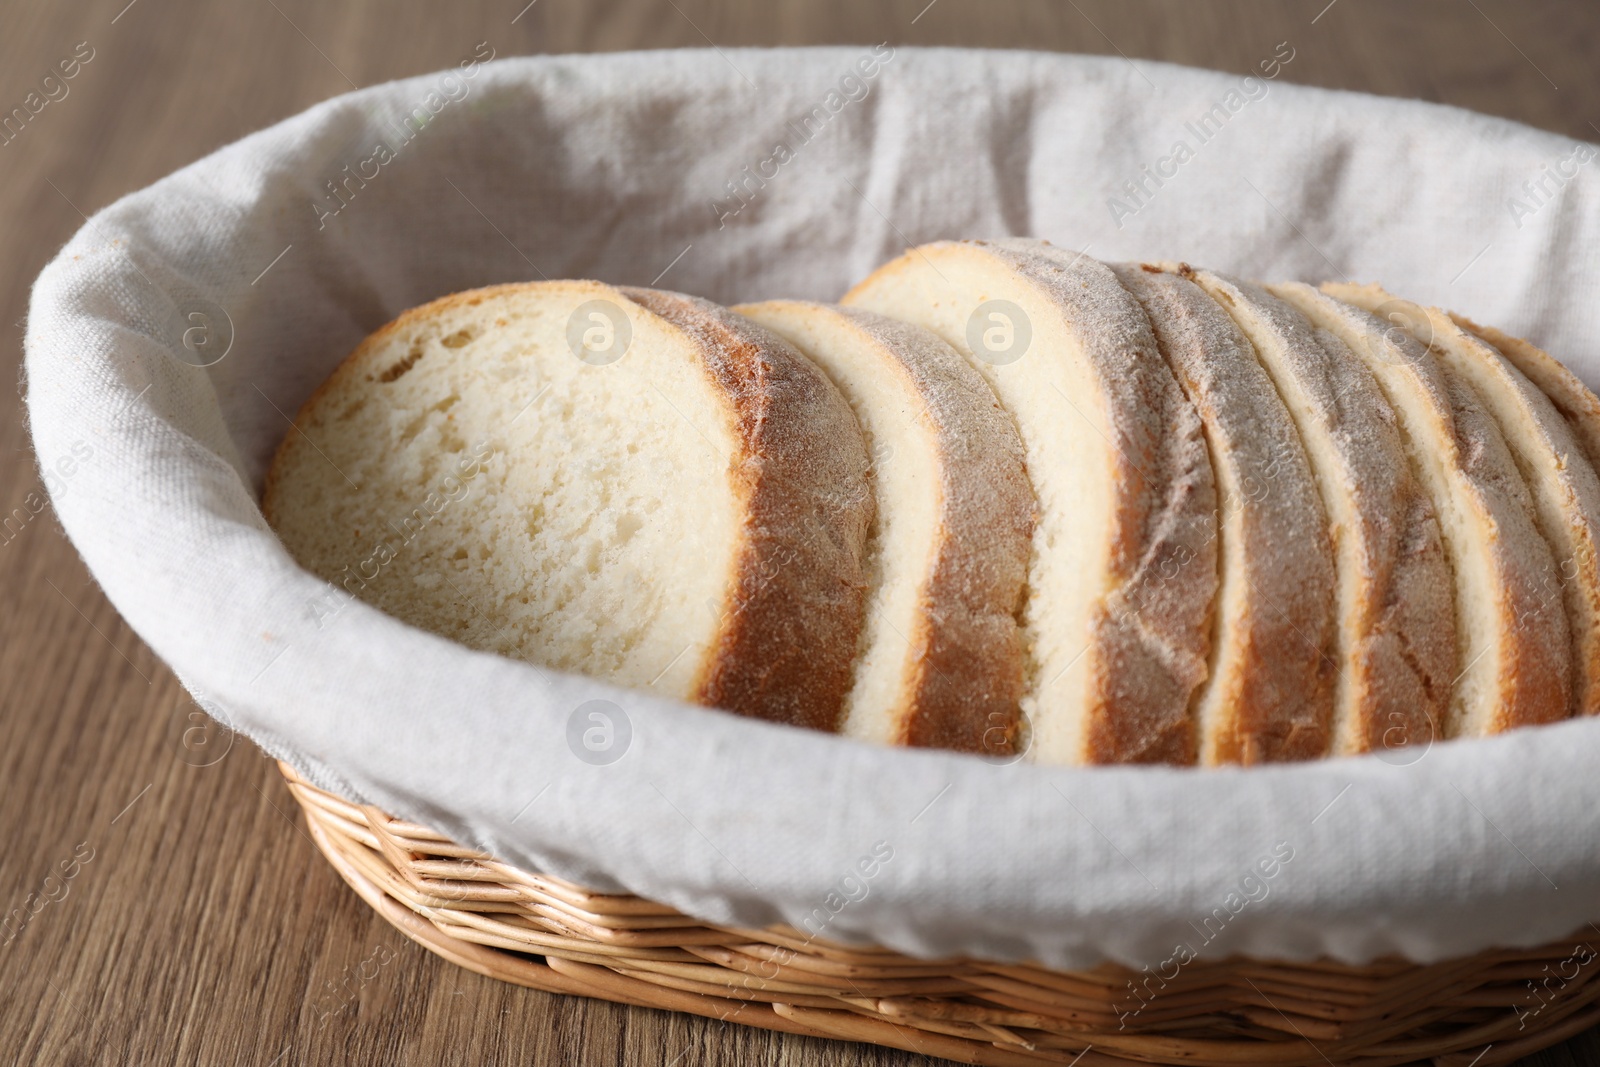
[263,250,1597,764]
[264,281,873,732]
[843,239,1218,765]
[734,301,1033,754]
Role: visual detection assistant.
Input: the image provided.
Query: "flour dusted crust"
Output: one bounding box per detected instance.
[734,300,1034,754]
[1304,283,1569,736]
[614,287,873,730]
[1185,273,1456,758]
[1112,265,1337,764]
[264,281,873,734]
[1325,285,1592,723]
[844,239,1218,765]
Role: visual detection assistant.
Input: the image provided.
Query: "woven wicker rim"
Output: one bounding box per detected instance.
[279,763,1600,1066]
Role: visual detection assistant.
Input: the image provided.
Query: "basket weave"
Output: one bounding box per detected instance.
[279,763,1600,1066]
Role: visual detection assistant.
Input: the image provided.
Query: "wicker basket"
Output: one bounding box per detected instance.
[280,763,1600,1066]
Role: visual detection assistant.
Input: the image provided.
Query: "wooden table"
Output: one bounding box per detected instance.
[3,2,1595,1063]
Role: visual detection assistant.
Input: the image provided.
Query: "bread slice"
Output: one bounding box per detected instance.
[1178,271,1455,758]
[1110,265,1337,763]
[843,239,1218,765]
[263,281,873,732]
[1325,285,1599,719]
[733,301,1034,754]
[1281,282,1569,736]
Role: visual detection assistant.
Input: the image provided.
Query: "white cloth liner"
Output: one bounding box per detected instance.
[24,46,1600,973]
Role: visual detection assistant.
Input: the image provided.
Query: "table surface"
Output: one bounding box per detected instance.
[4,2,1598,1064]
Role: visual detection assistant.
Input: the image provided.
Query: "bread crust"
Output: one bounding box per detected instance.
[1008,243,1218,764]
[1325,286,1591,724]
[850,309,1033,753]
[620,288,873,733]
[846,239,1218,764]
[1198,276,1454,758]
[736,300,1034,754]
[1315,282,1570,736]
[1114,265,1338,763]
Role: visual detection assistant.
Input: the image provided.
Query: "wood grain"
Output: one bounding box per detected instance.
[1,2,1595,1064]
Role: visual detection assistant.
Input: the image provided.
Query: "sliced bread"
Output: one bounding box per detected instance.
[263,281,874,732]
[843,239,1218,765]
[1324,285,1598,719]
[1182,272,1455,757]
[734,301,1034,754]
[1283,282,1569,736]
[1111,265,1337,763]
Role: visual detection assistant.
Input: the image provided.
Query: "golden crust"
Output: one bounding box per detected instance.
[846,240,1219,764]
[1321,282,1570,736]
[740,303,1035,755]
[854,309,1035,755]
[1000,243,1219,765]
[619,288,873,733]
[1434,315,1600,719]
[1119,265,1340,763]
[1214,277,1455,758]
